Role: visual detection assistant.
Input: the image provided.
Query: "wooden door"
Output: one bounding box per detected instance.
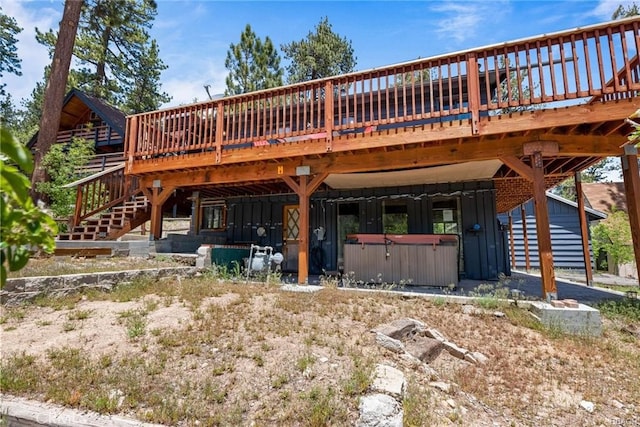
[283,205,300,271]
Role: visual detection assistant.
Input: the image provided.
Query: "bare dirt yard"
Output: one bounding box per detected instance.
[1,258,639,426]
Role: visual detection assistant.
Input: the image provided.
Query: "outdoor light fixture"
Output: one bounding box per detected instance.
[296,166,311,176]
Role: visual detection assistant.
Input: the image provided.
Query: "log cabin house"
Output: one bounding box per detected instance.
[59,18,640,298]
[28,88,127,174]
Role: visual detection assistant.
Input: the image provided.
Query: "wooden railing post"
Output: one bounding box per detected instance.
[215,100,224,163]
[324,81,334,152]
[466,53,481,136]
[126,116,137,173]
[73,185,83,227]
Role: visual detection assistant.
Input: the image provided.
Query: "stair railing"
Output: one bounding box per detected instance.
[64,164,141,227]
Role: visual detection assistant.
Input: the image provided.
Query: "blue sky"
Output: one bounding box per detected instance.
[1,0,635,109]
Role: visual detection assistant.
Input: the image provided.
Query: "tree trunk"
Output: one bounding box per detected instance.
[30,0,83,200]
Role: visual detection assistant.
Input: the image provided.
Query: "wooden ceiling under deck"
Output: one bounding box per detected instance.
[124,18,639,213]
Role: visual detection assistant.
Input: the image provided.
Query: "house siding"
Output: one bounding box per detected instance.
[197,180,507,282]
[498,197,597,271]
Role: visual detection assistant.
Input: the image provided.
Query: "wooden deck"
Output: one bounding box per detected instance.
[127,19,638,184]
[89,18,640,291]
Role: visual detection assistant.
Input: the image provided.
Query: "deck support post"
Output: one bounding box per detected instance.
[508,212,516,269]
[148,185,175,241]
[574,172,593,286]
[466,53,481,136]
[621,145,640,280]
[283,172,329,284]
[530,151,557,300]
[520,204,531,272]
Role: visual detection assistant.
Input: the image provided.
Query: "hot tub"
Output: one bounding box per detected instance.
[343,234,459,286]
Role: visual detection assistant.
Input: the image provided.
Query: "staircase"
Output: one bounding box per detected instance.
[57,164,149,241]
[58,196,150,241]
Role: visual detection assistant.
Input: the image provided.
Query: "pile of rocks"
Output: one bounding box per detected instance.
[356,318,488,426]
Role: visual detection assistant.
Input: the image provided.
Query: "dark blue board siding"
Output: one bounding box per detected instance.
[498,197,596,271]
[197,180,507,281]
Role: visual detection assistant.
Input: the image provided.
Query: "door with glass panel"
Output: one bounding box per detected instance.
[283,205,300,271]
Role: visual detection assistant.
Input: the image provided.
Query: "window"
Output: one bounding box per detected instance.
[200,200,226,230]
[383,200,408,234]
[431,198,459,234]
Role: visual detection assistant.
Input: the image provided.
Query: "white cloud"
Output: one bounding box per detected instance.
[591,0,637,19]
[160,61,227,108]
[430,1,511,44]
[0,0,61,104]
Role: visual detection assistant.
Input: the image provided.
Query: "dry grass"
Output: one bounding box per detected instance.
[1,266,639,426]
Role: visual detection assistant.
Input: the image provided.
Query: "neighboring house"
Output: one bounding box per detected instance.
[582,182,637,279]
[581,182,627,213]
[498,192,606,272]
[27,88,126,174]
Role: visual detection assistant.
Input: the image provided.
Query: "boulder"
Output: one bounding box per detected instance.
[374,332,405,354]
[372,318,425,341]
[371,364,406,398]
[357,394,403,427]
[404,336,443,363]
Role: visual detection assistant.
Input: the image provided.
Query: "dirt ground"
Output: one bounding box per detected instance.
[1,263,639,426]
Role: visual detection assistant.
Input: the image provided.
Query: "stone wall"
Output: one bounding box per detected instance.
[1,267,199,306]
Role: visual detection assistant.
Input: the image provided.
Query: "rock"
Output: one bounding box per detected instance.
[462,304,481,315]
[579,400,595,413]
[470,351,489,364]
[493,311,506,318]
[424,328,447,342]
[621,325,640,339]
[446,398,457,408]
[611,399,624,409]
[399,352,422,368]
[371,364,406,398]
[302,367,313,380]
[429,381,454,394]
[374,332,405,354]
[357,393,403,427]
[419,364,440,381]
[404,336,443,363]
[464,353,478,364]
[442,341,468,360]
[319,357,329,363]
[372,318,425,341]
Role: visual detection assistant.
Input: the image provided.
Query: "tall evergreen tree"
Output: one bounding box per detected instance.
[281,17,356,83]
[32,0,83,196]
[224,24,283,96]
[0,6,23,132]
[123,39,169,113]
[36,0,170,113]
[0,6,22,97]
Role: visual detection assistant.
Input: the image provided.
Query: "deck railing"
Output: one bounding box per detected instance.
[126,18,640,165]
[71,164,140,226]
[57,124,121,146]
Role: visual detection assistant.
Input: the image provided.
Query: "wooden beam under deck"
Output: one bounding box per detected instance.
[135,132,627,190]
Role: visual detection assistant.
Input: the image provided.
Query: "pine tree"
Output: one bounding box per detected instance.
[36,0,170,113]
[224,24,283,96]
[0,6,23,132]
[123,39,170,113]
[31,0,83,197]
[281,17,356,83]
